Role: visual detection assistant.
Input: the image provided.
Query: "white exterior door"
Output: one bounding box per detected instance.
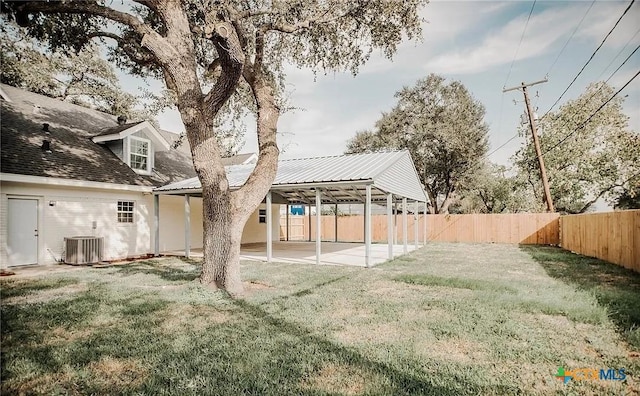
[7,198,39,266]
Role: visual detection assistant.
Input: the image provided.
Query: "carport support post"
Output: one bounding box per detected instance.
[285,203,289,242]
[365,184,372,267]
[184,194,190,258]
[387,193,393,260]
[266,191,272,263]
[154,194,159,256]
[414,201,419,249]
[423,201,428,245]
[308,204,312,242]
[315,189,322,265]
[394,201,398,245]
[334,203,338,242]
[402,198,408,254]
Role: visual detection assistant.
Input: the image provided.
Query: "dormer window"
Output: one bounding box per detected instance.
[130,136,150,172]
[92,120,169,175]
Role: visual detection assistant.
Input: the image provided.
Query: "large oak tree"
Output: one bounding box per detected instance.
[4,0,425,295]
[346,74,489,214]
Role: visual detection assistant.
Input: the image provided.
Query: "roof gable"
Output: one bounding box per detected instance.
[92,121,170,152]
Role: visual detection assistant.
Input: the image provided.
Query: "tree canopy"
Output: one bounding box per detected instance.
[1,21,144,117]
[513,82,640,214]
[449,162,542,214]
[346,74,489,214]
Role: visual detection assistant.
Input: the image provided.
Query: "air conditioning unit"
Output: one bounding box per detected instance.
[64,236,104,265]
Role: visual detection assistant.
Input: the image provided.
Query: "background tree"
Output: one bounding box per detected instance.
[4,0,425,295]
[1,21,144,117]
[451,162,542,214]
[346,74,489,214]
[615,183,640,210]
[513,82,640,214]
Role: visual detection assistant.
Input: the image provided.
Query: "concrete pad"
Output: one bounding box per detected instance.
[240,241,417,267]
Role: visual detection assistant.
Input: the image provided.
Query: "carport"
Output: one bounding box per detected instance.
[153,150,428,267]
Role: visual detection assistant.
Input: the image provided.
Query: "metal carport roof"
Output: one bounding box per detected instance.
[154,150,427,203]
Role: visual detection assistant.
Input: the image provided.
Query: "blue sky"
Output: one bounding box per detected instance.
[121,0,640,166]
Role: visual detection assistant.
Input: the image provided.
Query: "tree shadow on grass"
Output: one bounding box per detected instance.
[521,245,640,350]
[0,277,79,299]
[113,259,202,282]
[1,269,520,395]
[231,297,516,395]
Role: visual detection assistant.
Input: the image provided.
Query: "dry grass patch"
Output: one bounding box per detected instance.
[368,279,425,298]
[3,282,87,305]
[87,356,148,388]
[2,369,79,396]
[416,337,488,364]
[302,363,374,395]
[47,326,93,345]
[243,280,273,294]
[160,304,231,333]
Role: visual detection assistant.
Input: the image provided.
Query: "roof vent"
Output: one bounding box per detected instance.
[42,123,50,133]
[41,140,52,153]
[117,115,127,125]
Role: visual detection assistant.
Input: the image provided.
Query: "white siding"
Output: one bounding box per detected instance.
[1,181,281,267]
[157,198,279,247]
[241,204,280,244]
[1,181,153,267]
[157,195,204,252]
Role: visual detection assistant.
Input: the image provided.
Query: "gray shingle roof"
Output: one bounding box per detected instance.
[1,84,196,186]
[94,122,145,137]
[156,151,428,202]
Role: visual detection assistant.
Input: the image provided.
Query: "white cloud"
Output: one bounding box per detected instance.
[423,4,584,75]
[575,2,640,48]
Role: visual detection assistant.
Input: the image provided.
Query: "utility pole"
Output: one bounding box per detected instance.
[504,78,555,212]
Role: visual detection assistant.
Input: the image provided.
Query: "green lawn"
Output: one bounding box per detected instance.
[1,244,638,395]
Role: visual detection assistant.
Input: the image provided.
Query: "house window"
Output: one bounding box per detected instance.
[117,201,134,223]
[259,209,266,223]
[129,136,150,172]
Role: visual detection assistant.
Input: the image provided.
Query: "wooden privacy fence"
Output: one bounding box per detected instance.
[560,210,639,272]
[280,213,560,245]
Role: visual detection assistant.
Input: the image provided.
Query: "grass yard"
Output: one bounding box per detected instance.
[1,243,639,395]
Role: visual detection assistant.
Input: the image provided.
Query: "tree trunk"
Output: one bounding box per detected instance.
[425,186,438,214]
[439,191,456,214]
[199,185,245,295]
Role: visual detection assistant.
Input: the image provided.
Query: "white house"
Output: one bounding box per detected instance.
[0,84,275,268]
[1,84,429,269]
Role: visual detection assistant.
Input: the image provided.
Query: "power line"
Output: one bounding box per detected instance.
[545,0,596,76]
[595,27,640,82]
[503,0,537,88]
[541,69,640,157]
[491,41,639,161]
[487,134,520,158]
[537,43,639,150]
[602,43,640,85]
[541,0,636,119]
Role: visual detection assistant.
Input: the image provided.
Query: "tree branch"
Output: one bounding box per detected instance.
[203,22,245,114]
[14,1,177,65]
[576,172,640,213]
[87,31,156,66]
[260,7,348,34]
